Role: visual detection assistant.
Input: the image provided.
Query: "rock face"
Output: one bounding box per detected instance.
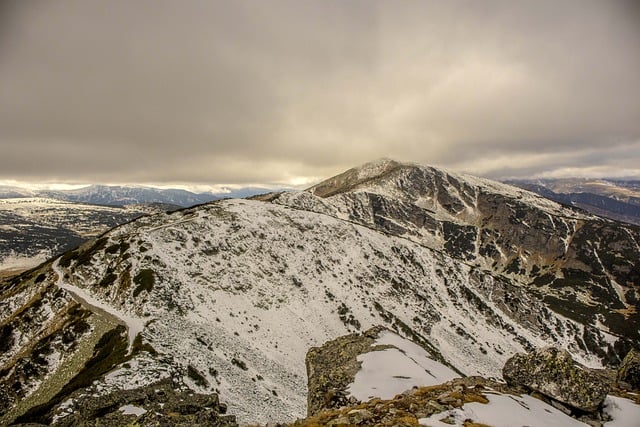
[306,326,386,416]
[617,349,640,390]
[503,347,610,412]
[306,325,460,417]
[16,378,237,426]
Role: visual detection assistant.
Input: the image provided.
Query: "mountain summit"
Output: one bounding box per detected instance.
[1,160,638,425]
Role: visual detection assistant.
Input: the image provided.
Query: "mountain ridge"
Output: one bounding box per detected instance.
[1,159,638,425]
[0,185,278,208]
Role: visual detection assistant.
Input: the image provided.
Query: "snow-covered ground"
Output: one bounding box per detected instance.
[0,251,49,273]
[603,395,640,427]
[45,197,616,423]
[348,330,458,401]
[5,160,635,425]
[419,392,588,427]
[419,393,640,427]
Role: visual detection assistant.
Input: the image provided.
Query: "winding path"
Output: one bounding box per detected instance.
[52,257,143,352]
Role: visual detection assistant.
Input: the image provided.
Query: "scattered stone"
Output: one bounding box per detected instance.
[439,415,456,424]
[326,416,350,426]
[503,347,610,412]
[293,377,516,426]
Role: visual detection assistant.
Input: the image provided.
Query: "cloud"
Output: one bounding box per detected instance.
[0,0,638,185]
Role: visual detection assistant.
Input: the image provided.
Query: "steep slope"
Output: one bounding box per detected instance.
[1,160,638,425]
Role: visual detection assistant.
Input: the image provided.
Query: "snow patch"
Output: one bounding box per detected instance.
[419,392,588,427]
[119,404,147,416]
[0,251,49,272]
[348,330,458,401]
[603,395,640,427]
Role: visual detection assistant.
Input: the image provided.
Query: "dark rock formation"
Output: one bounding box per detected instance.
[617,348,640,390]
[18,378,237,427]
[503,347,610,412]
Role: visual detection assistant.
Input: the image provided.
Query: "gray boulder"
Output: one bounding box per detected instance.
[503,347,609,412]
[617,348,640,390]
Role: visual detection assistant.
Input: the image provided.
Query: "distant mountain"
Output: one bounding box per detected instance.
[0,186,35,199]
[40,185,219,207]
[506,178,640,225]
[2,159,638,425]
[0,198,166,276]
[0,185,277,208]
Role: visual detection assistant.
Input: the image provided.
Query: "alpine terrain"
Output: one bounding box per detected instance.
[1,159,639,426]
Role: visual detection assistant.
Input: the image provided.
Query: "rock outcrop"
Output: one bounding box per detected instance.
[503,347,610,412]
[617,348,640,390]
[305,326,387,416]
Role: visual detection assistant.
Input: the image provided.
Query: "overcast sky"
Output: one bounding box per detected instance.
[1,0,639,188]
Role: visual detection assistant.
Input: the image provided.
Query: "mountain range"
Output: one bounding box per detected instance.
[0,185,275,207]
[1,160,639,425]
[507,178,640,226]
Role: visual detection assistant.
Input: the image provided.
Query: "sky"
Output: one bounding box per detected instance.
[1,0,639,189]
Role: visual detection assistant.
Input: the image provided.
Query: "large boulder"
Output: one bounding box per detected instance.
[503,347,609,412]
[617,348,640,390]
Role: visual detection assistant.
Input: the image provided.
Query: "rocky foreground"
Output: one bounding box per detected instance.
[12,327,639,427]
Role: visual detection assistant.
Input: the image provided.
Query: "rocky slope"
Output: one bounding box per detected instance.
[298,328,640,427]
[1,160,639,425]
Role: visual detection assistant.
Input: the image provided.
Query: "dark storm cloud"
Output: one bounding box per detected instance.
[1,0,639,186]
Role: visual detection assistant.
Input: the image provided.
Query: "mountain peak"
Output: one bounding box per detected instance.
[308,158,410,197]
[352,158,403,177]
